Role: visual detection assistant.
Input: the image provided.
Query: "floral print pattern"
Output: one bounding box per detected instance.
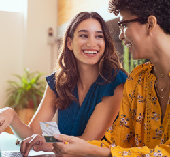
[89,62,170,156]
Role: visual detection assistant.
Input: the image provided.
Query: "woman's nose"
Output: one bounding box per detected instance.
[87,37,96,47]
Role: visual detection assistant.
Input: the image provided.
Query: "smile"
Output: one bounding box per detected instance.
[83,50,98,54]
[125,42,132,48]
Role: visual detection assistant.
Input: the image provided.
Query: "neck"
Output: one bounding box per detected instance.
[150,32,170,76]
[151,57,170,79]
[77,63,99,90]
[150,48,170,78]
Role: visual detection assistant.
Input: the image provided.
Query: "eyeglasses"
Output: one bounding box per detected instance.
[118,17,148,31]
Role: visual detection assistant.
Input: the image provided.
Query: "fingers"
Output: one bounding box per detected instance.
[20,136,34,156]
[33,143,53,152]
[53,134,88,157]
[52,143,64,156]
[54,134,74,143]
[53,134,78,156]
[20,134,46,157]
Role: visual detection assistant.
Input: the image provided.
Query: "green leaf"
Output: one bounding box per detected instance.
[5,68,46,110]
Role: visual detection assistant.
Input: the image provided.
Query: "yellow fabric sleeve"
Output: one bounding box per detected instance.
[110,139,170,156]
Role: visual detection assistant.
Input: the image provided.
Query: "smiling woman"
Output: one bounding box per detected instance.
[0,0,25,12]
[0,11,128,156]
[67,18,105,66]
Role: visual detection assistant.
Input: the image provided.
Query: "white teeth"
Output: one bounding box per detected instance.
[125,43,132,48]
[84,51,98,54]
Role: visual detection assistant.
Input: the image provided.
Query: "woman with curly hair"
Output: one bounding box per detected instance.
[22,0,170,156]
[0,12,127,153]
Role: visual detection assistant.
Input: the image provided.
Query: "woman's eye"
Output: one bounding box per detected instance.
[96,35,104,39]
[79,34,88,38]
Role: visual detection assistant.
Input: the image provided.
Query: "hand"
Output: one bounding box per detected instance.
[0,107,15,133]
[20,134,52,157]
[52,134,92,157]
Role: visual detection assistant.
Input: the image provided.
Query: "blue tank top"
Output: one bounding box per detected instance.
[46,70,127,136]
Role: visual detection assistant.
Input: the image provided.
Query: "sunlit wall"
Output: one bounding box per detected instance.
[0,0,58,108]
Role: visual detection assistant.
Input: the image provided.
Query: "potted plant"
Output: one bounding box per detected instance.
[4,68,46,133]
[5,68,46,110]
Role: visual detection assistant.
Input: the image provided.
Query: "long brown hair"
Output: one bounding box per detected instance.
[55,12,122,110]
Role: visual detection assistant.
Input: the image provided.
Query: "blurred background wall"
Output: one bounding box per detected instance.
[0,0,57,109]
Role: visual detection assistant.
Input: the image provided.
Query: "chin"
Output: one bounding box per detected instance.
[87,59,100,65]
[87,62,98,65]
[82,60,99,65]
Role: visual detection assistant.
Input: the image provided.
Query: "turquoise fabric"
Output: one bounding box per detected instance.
[46,70,127,136]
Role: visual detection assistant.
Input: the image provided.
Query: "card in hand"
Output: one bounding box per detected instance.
[40,122,61,143]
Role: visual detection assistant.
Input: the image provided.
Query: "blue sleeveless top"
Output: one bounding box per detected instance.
[46,70,127,136]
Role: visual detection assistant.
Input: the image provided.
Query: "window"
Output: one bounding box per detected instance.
[0,0,25,12]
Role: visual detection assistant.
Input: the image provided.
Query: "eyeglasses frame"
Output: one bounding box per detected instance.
[118,17,148,28]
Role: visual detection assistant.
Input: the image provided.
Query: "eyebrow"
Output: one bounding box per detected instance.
[78,30,103,33]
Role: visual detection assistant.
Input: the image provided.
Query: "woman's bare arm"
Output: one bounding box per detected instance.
[0,85,57,139]
[29,85,57,134]
[79,83,124,140]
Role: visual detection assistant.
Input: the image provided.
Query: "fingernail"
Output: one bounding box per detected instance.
[54,134,59,138]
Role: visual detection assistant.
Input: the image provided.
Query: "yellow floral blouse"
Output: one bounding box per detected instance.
[90,62,170,156]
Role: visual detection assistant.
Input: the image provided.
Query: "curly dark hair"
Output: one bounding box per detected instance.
[109,0,170,34]
[55,12,122,110]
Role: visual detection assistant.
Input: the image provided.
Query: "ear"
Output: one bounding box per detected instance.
[67,37,73,50]
[146,15,157,34]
